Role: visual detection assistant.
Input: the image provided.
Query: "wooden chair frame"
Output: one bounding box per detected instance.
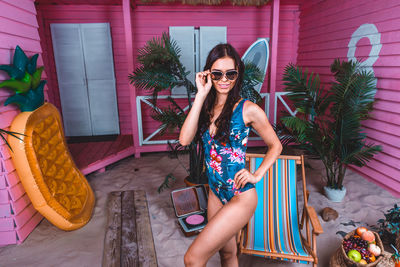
[237,154,323,267]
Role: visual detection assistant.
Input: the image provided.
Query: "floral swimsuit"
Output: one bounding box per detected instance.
[202,99,255,205]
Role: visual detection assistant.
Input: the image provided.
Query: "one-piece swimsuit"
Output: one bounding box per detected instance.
[202,99,255,205]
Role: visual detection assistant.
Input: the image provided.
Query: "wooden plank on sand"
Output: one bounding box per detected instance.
[102,191,122,267]
[121,190,138,267]
[102,190,157,267]
[134,190,158,267]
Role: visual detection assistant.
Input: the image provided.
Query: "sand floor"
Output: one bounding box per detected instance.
[0,151,398,267]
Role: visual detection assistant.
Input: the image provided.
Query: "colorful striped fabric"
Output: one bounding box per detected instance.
[244,157,310,263]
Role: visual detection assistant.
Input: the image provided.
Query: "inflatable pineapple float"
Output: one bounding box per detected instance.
[1,46,94,230]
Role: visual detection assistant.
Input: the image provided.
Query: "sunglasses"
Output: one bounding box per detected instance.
[210,70,238,81]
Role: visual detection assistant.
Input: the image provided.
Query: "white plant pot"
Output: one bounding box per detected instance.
[324,186,346,202]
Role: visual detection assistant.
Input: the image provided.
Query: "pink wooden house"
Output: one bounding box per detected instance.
[0,0,399,246]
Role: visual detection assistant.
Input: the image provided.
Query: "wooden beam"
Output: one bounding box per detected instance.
[102,190,158,266]
[122,0,140,158]
[269,0,280,124]
[102,191,122,267]
[134,190,158,266]
[121,191,138,266]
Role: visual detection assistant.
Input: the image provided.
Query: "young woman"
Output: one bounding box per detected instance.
[179,43,282,267]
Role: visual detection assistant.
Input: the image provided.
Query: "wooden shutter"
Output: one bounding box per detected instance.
[169,26,195,95]
[50,23,92,136]
[199,27,227,70]
[81,23,120,135]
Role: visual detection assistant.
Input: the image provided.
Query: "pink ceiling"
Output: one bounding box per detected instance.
[35,0,123,5]
[35,0,303,5]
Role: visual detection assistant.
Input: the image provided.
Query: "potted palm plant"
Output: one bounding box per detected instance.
[129,32,262,192]
[277,59,382,202]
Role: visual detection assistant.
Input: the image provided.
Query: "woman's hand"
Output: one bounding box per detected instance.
[195,70,212,98]
[234,169,259,189]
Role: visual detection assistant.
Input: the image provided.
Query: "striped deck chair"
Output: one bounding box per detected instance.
[238,154,323,266]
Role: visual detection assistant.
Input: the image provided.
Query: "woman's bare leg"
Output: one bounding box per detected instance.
[206,190,238,267]
[184,188,257,267]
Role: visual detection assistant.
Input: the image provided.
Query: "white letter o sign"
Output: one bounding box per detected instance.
[347,23,382,68]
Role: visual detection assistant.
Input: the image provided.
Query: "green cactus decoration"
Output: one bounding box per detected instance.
[0,45,46,112]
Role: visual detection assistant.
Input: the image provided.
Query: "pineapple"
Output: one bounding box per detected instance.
[1,46,94,230]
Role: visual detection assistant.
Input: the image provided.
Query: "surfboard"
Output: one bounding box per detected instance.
[241,38,270,93]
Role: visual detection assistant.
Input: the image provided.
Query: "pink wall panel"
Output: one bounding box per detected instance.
[36,5,133,134]
[298,0,400,196]
[0,203,11,217]
[132,4,300,140]
[0,0,43,246]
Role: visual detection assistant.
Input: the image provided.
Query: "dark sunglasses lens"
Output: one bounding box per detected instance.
[211,71,223,80]
[226,71,238,80]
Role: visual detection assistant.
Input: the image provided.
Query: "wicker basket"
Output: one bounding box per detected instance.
[340,230,384,267]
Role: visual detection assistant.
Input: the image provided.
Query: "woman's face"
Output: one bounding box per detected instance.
[210,56,237,95]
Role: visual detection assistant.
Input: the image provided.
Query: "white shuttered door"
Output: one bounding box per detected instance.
[81,23,120,135]
[51,24,92,136]
[169,26,226,95]
[51,23,120,136]
[169,26,195,95]
[199,27,227,70]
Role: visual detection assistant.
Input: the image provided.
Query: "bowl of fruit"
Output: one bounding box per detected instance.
[341,227,384,266]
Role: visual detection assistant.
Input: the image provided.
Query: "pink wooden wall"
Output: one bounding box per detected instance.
[36,4,133,135]
[0,0,44,246]
[132,4,300,140]
[35,3,299,150]
[297,0,400,196]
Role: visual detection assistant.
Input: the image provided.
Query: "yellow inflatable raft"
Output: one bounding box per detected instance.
[8,103,95,231]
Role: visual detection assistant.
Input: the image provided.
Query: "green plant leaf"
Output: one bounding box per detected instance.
[13,45,29,74]
[22,80,45,112]
[0,77,31,93]
[4,93,29,109]
[279,59,381,188]
[0,65,25,80]
[26,54,39,75]
[242,62,263,103]
[4,80,46,111]
[0,128,25,152]
[157,173,177,193]
[31,66,44,89]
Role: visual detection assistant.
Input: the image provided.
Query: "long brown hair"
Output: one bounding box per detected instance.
[197,43,244,144]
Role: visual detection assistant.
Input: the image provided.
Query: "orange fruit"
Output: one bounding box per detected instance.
[361,230,375,242]
[369,254,376,263]
[356,227,368,236]
[359,259,367,265]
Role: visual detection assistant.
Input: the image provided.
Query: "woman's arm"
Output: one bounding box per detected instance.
[179,71,212,146]
[234,101,283,188]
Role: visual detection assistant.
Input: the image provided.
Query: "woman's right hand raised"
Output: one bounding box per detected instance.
[195,70,212,98]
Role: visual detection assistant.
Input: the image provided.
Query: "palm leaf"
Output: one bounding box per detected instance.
[157,173,177,193]
[151,97,186,135]
[343,143,382,166]
[241,62,264,103]
[282,63,327,117]
[0,128,25,152]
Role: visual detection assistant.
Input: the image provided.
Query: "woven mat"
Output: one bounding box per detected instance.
[329,248,394,267]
